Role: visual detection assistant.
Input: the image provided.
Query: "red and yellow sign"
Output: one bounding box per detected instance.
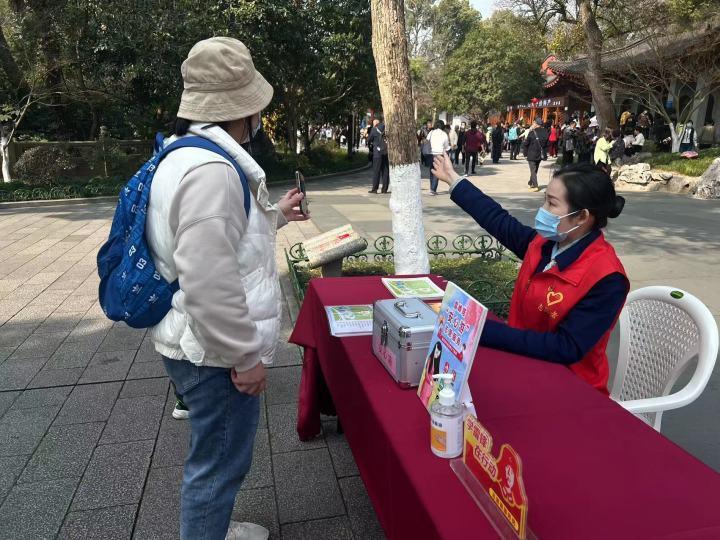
[463,415,528,539]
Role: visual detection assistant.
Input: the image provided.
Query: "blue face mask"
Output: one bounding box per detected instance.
[534,207,581,242]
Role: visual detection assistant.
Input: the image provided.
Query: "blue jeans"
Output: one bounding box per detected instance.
[429,153,440,192]
[163,358,260,540]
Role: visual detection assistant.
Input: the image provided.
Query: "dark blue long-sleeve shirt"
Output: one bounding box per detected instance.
[450,179,628,365]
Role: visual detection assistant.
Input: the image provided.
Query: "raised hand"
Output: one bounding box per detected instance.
[431,153,462,186]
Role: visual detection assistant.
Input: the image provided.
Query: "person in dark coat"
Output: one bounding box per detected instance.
[463,121,485,175]
[491,123,504,163]
[455,124,466,165]
[368,119,389,193]
[522,117,548,192]
[561,121,577,165]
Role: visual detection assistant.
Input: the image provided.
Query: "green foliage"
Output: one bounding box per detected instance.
[547,22,586,59]
[436,11,546,115]
[2,142,367,199]
[407,0,481,118]
[262,144,369,184]
[13,146,74,185]
[646,147,720,177]
[0,0,378,145]
[667,0,720,21]
[0,176,125,202]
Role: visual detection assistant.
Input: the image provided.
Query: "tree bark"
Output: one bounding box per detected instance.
[1,125,13,182]
[371,0,429,274]
[0,23,29,98]
[578,0,617,129]
[669,123,680,153]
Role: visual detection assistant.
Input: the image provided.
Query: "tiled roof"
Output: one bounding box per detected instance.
[548,21,720,75]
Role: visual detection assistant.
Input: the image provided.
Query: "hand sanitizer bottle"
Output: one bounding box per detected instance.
[430,374,464,459]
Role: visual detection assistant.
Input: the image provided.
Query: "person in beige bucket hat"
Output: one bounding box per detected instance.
[178,37,274,124]
[145,37,308,540]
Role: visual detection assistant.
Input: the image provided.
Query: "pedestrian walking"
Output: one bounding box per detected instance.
[575,124,593,164]
[508,123,520,160]
[562,121,577,165]
[368,119,389,193]
[610,128,625,168]
[427,120,450,195]
[446,124,457,159]
[418,119,433,166]
[548,123,559,158]
[491,123,504,163]
[455,122,467,165]
[463,121,485,175]
[522,118,548,192]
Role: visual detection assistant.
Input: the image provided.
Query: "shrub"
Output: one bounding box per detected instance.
[14,146,75,185]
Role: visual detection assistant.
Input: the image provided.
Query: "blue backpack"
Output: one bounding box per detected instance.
[97,134,251,328]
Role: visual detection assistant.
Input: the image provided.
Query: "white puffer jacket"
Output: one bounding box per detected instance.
[146,123,282,366]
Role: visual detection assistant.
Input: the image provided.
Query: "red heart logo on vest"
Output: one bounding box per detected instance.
[547,291,564,306]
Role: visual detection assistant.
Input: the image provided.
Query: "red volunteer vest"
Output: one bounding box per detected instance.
[508,233,628,394]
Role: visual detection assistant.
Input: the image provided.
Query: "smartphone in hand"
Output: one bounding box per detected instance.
[295,170,309,216]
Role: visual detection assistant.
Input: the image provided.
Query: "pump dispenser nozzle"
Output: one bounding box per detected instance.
[433,373,456,406]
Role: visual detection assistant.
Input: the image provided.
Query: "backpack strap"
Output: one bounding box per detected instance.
[155,135,252,218]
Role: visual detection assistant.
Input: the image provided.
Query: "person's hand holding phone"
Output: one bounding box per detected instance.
[278,188,309,222]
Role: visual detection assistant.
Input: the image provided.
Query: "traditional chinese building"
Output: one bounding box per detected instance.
[506,22,720,146]
[505,55,592,126]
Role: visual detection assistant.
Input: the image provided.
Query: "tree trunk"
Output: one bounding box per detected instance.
[347,114,354,158]
[578,0,617,130]
[1,135,12,183]
[669,123,680,153]
[371,0,429,275]
[284,94,298,153]
[0,23,29,98]
[302,121,311,154]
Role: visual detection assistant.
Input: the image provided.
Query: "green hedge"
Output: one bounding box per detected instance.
[0,178,125,203]
[1,143,368,202]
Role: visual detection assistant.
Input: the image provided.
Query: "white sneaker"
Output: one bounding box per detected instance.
[225,521,269,540]
[171,399,189,420]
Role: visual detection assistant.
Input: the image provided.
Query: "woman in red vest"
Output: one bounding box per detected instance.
[431,153,628,394]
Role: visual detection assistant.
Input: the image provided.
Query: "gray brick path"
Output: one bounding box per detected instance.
[1,158,719,538]
[0,196,384,539]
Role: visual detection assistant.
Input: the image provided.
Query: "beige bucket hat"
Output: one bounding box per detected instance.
[177,37,273,122]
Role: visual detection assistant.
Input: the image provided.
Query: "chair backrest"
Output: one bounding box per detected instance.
[610,286,718,429]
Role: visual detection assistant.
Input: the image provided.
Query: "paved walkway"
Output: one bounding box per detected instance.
[0,152,718,539]
[275,155,720,472]
[0,199,383,539]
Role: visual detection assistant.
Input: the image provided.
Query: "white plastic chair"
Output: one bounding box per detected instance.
[610,286,719,431]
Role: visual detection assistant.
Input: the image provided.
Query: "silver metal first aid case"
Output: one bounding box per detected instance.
[372,298,438,388]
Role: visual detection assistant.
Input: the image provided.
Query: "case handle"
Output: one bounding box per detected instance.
[394,301,420,319]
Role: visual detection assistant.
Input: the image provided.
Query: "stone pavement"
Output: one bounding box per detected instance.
[276,154,720,472]
[0,200,384,539]
[0,152,718,539]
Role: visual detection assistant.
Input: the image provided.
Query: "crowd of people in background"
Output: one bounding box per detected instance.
[365,106,713,196]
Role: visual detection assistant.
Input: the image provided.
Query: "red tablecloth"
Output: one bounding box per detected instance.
[289,276,720,540]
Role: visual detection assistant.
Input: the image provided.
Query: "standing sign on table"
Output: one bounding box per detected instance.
[417,282,488,413]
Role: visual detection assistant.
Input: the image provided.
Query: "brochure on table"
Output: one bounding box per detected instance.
[382,277,445,300]
[324,305,373,337]
[450,415,533,540]
[417,281,488,415]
